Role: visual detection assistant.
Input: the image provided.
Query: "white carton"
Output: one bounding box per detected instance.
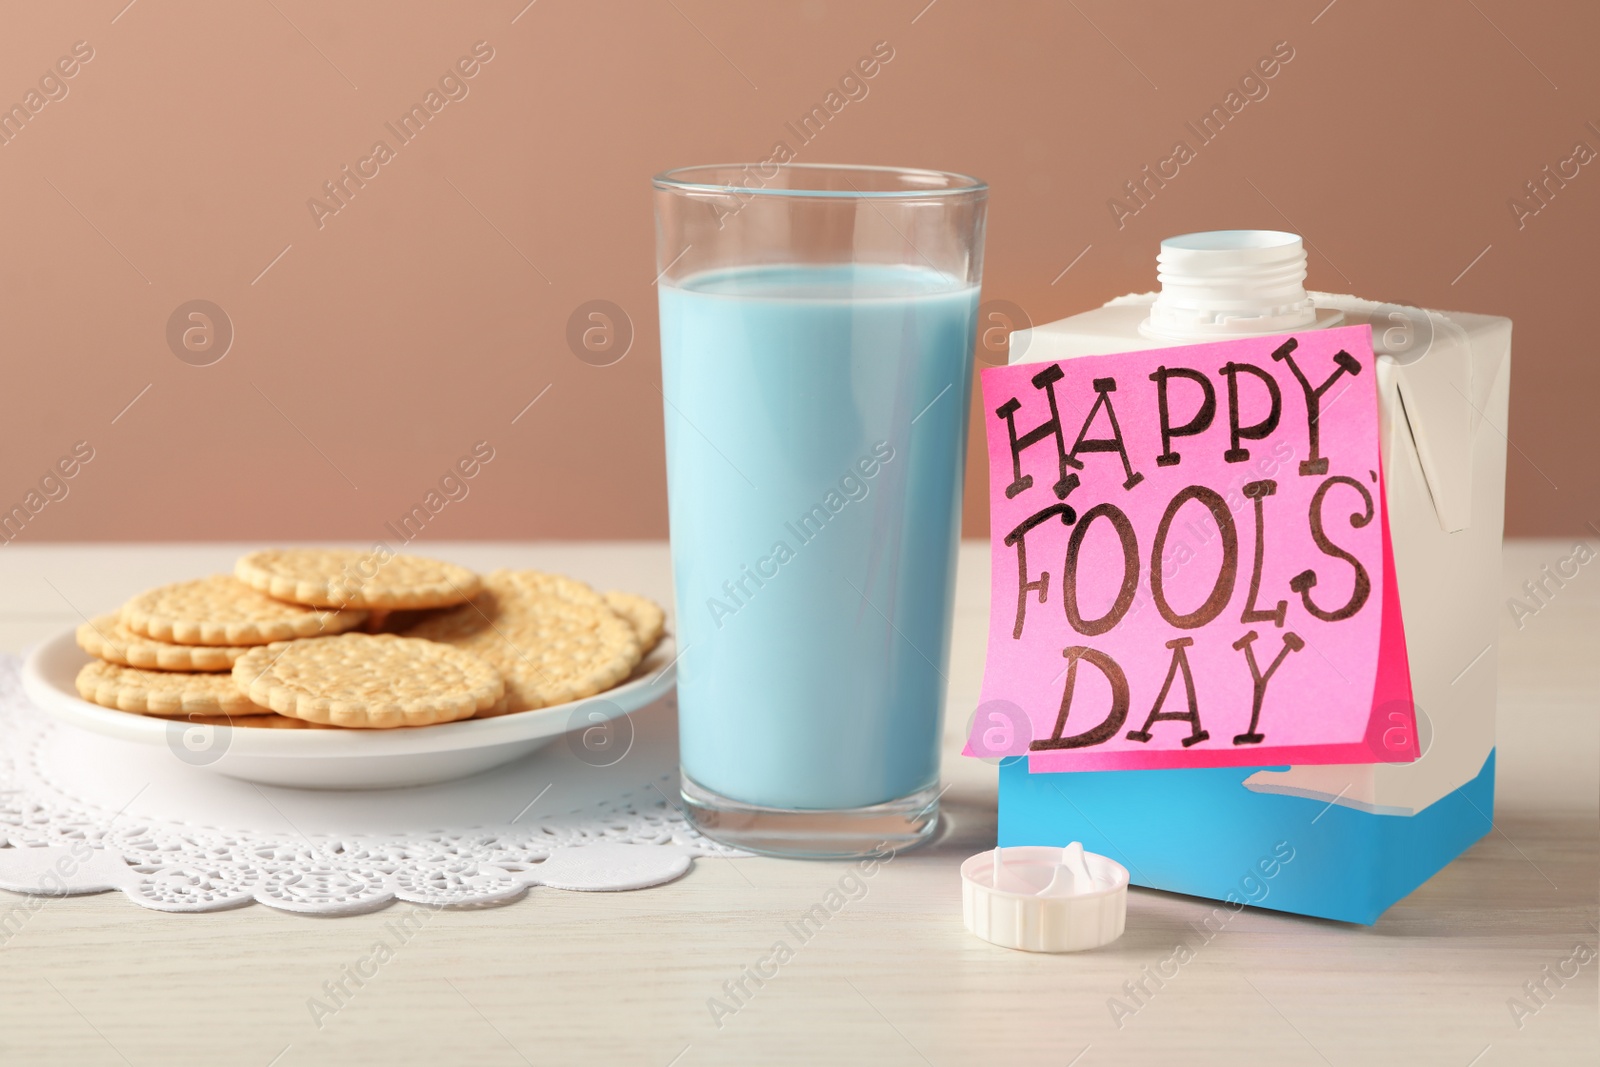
[1010,253,1510,817]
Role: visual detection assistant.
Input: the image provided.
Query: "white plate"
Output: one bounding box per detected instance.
[22,629,676,790]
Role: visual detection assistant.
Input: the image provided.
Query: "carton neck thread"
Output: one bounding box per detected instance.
[1142,230,1319,339]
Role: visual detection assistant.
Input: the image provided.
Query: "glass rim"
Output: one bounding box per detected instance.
[653,162,987,200]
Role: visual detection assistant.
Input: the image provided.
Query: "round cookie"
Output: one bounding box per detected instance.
[603,591,666,654]
[232,633,503,728]
[235,548,481,610]
[76,661,271,717]
[77,614,248,672]
[405,572,642,715]
[121,575,366,646]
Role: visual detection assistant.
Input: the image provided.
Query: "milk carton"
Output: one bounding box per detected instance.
[997,230,1510,923]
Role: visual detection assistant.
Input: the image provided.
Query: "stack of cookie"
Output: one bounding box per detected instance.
[74,548,665,730]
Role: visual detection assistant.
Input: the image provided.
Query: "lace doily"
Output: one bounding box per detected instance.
[0,654,738,915]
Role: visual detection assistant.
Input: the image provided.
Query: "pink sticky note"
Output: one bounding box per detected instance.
[972,325,1417,773]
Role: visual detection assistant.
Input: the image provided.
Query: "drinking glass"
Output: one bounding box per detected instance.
[654,163,986,857]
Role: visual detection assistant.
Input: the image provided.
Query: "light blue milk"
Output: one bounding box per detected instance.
[660,264,978,810]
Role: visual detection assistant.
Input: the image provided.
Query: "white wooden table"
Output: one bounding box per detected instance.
[0,541,1594,1066]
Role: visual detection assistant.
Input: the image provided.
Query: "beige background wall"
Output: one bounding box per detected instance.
[0,0,1594,545]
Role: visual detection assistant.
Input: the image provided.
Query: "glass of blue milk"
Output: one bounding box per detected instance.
[654,164,986,857]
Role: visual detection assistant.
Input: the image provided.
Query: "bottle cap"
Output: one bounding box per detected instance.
[961,843,1128,952]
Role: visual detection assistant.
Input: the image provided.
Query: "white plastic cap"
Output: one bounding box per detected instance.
[1142,229,1321,339]
[961,843,1129,952]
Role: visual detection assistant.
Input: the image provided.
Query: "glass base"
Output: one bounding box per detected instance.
[680,774,941,859]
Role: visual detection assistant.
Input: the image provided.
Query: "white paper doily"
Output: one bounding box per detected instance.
[0,654,738,915]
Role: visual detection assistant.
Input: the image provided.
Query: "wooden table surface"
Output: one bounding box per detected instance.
[0,541,1594,1066]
